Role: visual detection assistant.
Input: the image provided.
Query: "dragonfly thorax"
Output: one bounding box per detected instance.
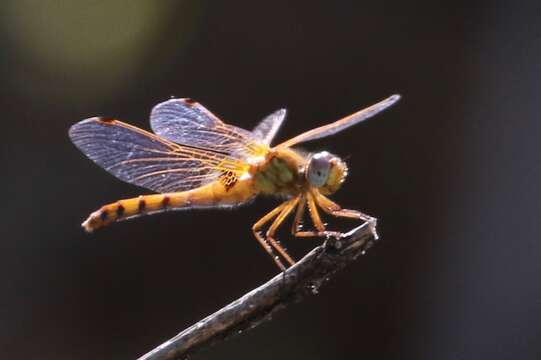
[252,148,348,196]
[306,151,348,195]
[253,151,301,195]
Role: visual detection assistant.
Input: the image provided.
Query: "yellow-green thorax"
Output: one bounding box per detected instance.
[252,148,348,196]
[252,148,303,195]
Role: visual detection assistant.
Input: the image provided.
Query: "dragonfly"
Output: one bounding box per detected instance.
[69,94,400,270]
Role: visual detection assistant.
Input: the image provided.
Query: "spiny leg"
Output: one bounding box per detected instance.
[291,192,324,238]
[315,193,372,220]
[291,194,306,234]
[265,196,300,267]
[292,191,341,239]
[252,202,288,270]
[315,192,379,239]
[307,191,325,232]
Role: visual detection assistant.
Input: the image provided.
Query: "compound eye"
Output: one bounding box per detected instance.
[307,151,332,187]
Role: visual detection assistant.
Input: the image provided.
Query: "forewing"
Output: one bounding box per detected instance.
[252,108,286,146]
[276,94,401,148]
[69,118,247,193]
[150,98,267,158]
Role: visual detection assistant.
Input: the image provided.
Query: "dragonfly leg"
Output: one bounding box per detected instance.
[314,192,379,240]
[306,191,326,232]
[265,196,300,267]
[291,194,306,234]
[291,192,342,239]
[252,202,288,271]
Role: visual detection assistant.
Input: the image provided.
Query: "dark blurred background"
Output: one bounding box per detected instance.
[1,1,541,359]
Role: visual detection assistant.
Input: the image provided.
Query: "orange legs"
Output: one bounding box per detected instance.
[291,190,378,240]
[313,190,378,240]
[252,196,299,271]
[253,190,377,271]
[289,192,342,239]
[266,198,300,266]
[291,194,307,234]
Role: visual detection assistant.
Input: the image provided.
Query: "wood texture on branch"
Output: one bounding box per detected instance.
[138,221,377,360]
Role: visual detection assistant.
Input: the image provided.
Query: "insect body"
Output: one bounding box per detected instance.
[69,94,400,270]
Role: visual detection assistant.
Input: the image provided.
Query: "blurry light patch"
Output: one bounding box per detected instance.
[1,0,199,99]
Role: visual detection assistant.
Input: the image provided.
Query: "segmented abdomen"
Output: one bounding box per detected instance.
[82,180,256,232]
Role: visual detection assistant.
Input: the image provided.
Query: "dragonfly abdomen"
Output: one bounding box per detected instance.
[81,180,256,232]
[82,193,182,232]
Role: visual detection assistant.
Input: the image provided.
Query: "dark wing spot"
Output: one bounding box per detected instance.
[100,210,108,221]
[97,117,115,123]
[182,98,197,107]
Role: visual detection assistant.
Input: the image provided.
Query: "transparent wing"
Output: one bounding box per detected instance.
[276,94,401,148]
[150,98,268,158]
[69,118,248,193]
[252,108,286,146]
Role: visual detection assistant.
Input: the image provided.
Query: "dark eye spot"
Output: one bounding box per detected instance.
[317,171,322,176]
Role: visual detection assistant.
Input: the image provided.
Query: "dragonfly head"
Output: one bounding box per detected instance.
[306,151,348,195]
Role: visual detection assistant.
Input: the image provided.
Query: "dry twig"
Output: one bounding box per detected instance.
[137,221,377,360]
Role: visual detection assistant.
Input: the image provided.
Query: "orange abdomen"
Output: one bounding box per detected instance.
[82,179,257,232]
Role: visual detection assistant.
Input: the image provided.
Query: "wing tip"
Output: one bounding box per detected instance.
[69,117,117,138]
[68,117,98,136]
[154,97,197,106]
[387,93,402,104]
[150,97,202,120]
[374,94,401,112]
